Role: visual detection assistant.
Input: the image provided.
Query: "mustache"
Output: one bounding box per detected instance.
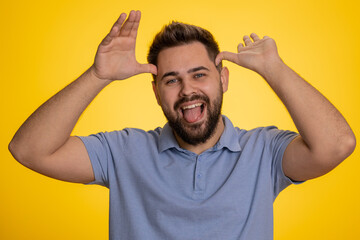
[174,94,210,110]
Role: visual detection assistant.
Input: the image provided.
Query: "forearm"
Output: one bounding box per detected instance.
[9,67,111,163]
[217,33,355,179]
[262,59,355,158]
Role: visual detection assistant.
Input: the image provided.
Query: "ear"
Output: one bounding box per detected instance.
[220,67,229,93]
[152,81,161,106]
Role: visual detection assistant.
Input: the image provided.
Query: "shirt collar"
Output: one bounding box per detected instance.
[159,122,181,152]
[214,115,242,152]
[158,115,242,153]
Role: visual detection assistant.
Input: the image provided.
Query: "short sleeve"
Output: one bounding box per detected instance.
[77,133,114,187]
[267,127,301,198]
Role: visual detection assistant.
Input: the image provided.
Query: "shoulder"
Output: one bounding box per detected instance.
[221,116,296,150]
[235,126,282,139]
[234,125,298,148]
[114,127,162,138]
[80,127,163,150]
[92,127,161,137]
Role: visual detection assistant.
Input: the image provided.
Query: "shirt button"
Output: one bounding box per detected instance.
[197,174,202,178]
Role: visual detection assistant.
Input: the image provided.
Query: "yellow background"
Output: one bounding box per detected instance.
[1,0,359,239]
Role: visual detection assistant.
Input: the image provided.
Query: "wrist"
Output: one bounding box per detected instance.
[88,65,113,85]
[259,57,288,82]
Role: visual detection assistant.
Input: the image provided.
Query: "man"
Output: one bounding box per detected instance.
[9,10,355,239]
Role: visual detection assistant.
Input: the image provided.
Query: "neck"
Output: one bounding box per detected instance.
[175,116,225,155]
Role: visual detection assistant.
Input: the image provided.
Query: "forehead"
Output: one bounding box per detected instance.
[156,42,214,74]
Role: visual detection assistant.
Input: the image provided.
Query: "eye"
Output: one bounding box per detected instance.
[166,78,178,85]
[194,73,205,78]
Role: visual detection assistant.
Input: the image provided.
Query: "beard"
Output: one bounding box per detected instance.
[161,85,223,146]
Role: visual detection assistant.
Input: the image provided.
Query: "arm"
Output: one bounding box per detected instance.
[8,11,156,183]
[216,33,356,181]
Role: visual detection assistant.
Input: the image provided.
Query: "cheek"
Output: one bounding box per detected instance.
[201,82,219,97]
[159,91,176,108]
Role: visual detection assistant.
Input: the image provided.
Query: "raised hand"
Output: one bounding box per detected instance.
[91,10,157,81]
[216,33,281,76]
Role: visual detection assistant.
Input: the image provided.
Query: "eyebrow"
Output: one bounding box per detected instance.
[187,66,210,73]
[160,66,210,81]
[161,71,179,81]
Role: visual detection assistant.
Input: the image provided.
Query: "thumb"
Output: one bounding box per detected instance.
[216,51,239,65]
[138,63,157,75]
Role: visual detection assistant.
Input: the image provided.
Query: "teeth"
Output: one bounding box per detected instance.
[182,103,202,110]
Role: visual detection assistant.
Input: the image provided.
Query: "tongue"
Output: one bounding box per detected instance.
[183,106,202,123]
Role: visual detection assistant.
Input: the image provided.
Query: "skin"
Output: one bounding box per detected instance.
[8,10,356,184]
[153,42,229,154]
[216,34,356,181]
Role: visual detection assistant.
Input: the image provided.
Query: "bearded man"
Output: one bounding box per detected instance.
[9,10,356,240]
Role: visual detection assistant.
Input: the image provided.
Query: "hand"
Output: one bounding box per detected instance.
[91,10,157,81]
[215,33,282,76]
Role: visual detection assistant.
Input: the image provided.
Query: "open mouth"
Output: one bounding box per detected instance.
[180,102,205,123]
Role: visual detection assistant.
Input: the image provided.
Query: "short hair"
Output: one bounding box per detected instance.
[147,21,222,80]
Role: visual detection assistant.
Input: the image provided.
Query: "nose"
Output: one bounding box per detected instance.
[179,78,197,97]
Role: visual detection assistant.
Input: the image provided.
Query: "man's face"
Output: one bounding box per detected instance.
[153,41,229,145]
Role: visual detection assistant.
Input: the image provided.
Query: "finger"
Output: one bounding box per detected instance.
[101,13,127,45]
[243,35,252,46]
[216,51,239,65]
[138,63,157,75]
[250,33,260,42]
[263,36,270,39]
[237,43,244,53]
[111,13,127,36]
[101,30,116,46]
[120,10,137,37]
[129,11,141,39]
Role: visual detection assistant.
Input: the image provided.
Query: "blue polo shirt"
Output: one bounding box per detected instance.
[79,116,299,240]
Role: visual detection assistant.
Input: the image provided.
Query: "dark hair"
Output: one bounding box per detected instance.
[147,21,222,80]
